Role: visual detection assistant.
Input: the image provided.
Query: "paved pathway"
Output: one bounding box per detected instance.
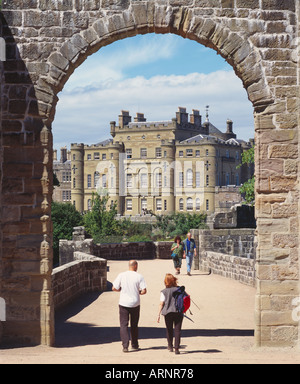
[0,259,299,364]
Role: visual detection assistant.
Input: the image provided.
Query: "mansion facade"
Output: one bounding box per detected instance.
[66,107,254,216]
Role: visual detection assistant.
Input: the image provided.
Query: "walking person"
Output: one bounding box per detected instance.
[157,274,184,355]
[171,236,184,275]
[112,260,147,352]
[183,232,197,276]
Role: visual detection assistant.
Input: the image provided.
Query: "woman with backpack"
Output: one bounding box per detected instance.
[157,273,184,355]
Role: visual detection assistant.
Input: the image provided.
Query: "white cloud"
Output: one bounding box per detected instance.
[53,69,254,151]
[63,34,179,92]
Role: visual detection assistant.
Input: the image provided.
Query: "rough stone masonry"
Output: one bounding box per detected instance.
[0,0,299,349]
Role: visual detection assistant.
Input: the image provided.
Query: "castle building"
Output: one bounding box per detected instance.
[53,147,71,203]
[70,107,253,215]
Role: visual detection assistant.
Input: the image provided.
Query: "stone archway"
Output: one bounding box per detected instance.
[0,1,299,348]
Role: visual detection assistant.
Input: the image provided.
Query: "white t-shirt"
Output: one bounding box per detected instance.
[113,271,147,308]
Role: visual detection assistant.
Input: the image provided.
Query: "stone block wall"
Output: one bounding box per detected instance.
[91,241,156,261]
[52,252,107,310]
[200,251,255,287]
[198,228,256,260]
[59,238,93,265]
[154,241,174,260]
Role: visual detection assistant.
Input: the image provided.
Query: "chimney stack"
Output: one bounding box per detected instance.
[118,110,132,128]
[134,112,146,123]
[190,109,202,128]
[226,119,237,139]
[60,146,67,163]
[176,107,188,125]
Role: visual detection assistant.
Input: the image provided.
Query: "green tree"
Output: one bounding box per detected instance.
[154,212,207,239]
[237,146,255,205]
[51,202,83,266]
[83,193,123,242]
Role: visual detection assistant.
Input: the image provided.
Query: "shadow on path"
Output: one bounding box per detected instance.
[55,292,254,349]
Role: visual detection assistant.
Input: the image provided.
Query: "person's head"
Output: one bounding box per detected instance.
[174,235,181,244]
[187,232,191,240]
[164,273,178,288]
[129,260,138,271]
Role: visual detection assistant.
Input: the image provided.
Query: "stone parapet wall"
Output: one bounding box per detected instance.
[200,251,255,287]
[52,252,107,310]
[59,239,93,265]
[59,238,175,264]
[91,241,156,261]
[154,241,174,260]
[198,228,256,259]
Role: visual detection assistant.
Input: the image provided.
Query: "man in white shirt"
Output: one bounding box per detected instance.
[112,260,147,352]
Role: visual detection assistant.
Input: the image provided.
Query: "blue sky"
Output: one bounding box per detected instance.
[53,33,254,153]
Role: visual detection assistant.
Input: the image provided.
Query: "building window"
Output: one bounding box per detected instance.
[187,197,193,211]
[140,148,147,158]
[206,149,209,156]
[141,198,147,212]
[186,149,193,157]
[206,175,209,187]
[73,178,76,188]
[141,173,147,188]
[94,152,100,160]
[179,198,184,211]
[164,150,167,158]
[126,173,132,188]
[126,149,132,159]
[156,148,162,158]
[87,154,91,160]
[195,150,200,157]
[196,172,200,187]
[87,199,92,211]
[102,174,107,188]
[236,173,239,186]
[156,199,162,211]
[186,169,193,187]
[94,172,100,188]
[179,172,184,187]
[87,174,92,188]
[164,175,168,188]
[155,173,162,188]
[196,198,201,211]
[206,199,209,211]
[179,150,183,157]
[164,200,167,211]
[226,173,230,186]
[226,150,229,158]
[102,153,106,160]
[126,199,132,211]
[236,151,239,160]
[110,153,114,159]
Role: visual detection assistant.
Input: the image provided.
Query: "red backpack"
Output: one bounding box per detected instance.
[173,286,191,314]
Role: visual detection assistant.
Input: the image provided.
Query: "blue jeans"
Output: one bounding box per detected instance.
[186,252,194,273]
